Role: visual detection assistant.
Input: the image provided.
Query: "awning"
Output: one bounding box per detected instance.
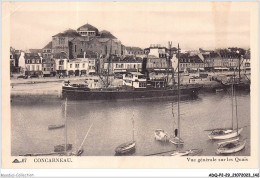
[214,67,229,70]
[115,69,127,72]
[154,69,166,71]
[42,71,50,74]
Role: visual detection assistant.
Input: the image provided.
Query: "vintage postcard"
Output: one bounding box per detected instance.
[1,1,259,170]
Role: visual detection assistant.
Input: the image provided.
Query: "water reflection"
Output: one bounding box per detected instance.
[11,90,250,156]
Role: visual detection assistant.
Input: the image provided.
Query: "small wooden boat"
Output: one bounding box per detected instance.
[187,149,203,156]
[215,88,224,92]
[54,144,72,152]
[154,129,168,141]
[115,114,136,155]
[48,124,65,130]
[115,141,136,155]
[171,149,203,156]
[169,136,184,145]
[208,128,243,140]
[171,150,191,156]
[216,140,246,154]
[76,149,84,156]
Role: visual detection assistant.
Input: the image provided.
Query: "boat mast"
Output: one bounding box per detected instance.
[235,81,239,135]
[231,76,234,130]
[132,114,135,142]
[177,43,180,145]
[65,97,67,153]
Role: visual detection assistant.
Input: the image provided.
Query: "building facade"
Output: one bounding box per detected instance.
[24,53,42,75]
[103,56,142,74]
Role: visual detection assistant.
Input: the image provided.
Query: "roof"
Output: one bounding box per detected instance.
[68,59,88,63]
[24,53,41,60]
[125,46,143,52]
[130,72,144,75]
[29,49,42,53]
[104,55,143,63]
[53,29,81,37]
[100,30,117,39]
[179,53,203,63]
[53,52,67,59]
[98,38,110,43]
[43,41,52,49]
[77,23,99,33]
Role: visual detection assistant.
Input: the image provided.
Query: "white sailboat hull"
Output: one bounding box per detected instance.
[154,129,168,141]
[208,128,243,140]
[169,136,184,145]
[171,150,191,156]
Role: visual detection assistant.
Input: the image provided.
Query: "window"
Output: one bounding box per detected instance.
[139,82,146,88]
[75,45,77,52]
[83,63,85,68]
[70,64,72,68]
[75,64,79,68]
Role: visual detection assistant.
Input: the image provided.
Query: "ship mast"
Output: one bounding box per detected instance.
[132,114,135,142]
[231,72,234,130]
[64,97,68,153]
[177,43,181,145]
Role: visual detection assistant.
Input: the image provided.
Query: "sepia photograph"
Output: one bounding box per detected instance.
[1,1,259,170]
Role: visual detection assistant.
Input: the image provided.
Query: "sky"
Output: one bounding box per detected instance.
[9,2,250,51]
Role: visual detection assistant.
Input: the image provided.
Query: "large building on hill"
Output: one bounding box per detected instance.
[49,23,124,60]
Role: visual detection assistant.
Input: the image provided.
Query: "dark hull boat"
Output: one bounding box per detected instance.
[48,124,65,130]
[54,144,72,152]
[115,141,136,155]
[62,85,200,100]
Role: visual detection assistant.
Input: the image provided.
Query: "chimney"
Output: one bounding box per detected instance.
[84,51,86,58]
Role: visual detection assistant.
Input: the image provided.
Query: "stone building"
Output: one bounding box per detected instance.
[51,24,124,60]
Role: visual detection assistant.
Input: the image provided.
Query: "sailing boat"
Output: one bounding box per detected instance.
[208,73,243,140]
[169,43,184,145]
[115,114,136,155]
[215,78,246,154]
[54,98,72,153]
[169,43,202,156]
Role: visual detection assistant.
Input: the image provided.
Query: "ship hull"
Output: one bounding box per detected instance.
[62,86,200,100]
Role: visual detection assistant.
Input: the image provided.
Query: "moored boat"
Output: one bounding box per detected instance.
[154,129,168,141]
[48,124,65,130]
[216,139,246,154]
[208,128,243,140]
[62,72,201,101]
[169,136,184,145]
[115,114,136,155]
[54,144,72,152]
[115,141,136,155]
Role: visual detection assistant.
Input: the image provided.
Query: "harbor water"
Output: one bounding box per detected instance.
[11,90,250,156]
